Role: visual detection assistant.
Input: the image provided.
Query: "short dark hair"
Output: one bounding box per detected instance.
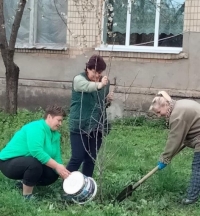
[44,105,66,119]
[86,54,106,73]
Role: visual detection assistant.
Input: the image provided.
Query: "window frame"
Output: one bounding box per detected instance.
[96,0,183,54]
[14,0,67,50]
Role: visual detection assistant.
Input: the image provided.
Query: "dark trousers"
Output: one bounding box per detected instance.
[66,132,102,177]
[0,156,59,187]
[187,152,200,200]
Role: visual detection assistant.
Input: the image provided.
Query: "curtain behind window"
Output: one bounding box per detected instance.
[105,0,185,47]
[3,0,67,47]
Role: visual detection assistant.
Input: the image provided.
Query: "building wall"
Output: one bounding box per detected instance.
[0,0,200,117]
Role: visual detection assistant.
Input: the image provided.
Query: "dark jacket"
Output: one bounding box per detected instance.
[69,72,110,135]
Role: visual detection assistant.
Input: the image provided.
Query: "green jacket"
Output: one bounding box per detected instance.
[0,119,62,164]
[69,72,110,134]
[160,99,200,164]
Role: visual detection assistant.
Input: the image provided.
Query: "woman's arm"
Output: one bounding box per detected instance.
[46,158,59,169]
[160,118,188,164]
[74,75,108,92]
[46,158,70,179]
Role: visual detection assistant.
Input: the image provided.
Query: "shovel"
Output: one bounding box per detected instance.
[115,166,159,202]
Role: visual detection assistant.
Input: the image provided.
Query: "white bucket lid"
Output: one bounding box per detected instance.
[63,171,84,194]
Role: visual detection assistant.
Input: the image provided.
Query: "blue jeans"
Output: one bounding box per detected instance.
[66,132,102,177]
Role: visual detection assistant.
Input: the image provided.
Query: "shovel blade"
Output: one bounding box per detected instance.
[115,184,133,202]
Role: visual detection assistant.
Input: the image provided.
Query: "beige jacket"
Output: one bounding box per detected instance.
[160,99,200,164]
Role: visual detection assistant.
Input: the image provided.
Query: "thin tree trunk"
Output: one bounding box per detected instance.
[0,0,26,114]
[5,50,19,113]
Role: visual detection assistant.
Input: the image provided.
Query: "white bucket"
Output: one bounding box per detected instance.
[63,171,97,204]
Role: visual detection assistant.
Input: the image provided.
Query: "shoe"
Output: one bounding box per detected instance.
[23,194,37,200]
[181,198,198,205]
[15,180,23,189]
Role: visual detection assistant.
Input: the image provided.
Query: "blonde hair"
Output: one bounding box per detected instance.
[149,91,172,112]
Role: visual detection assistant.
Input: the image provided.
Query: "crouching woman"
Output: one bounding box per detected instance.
[0,105,70,199]
[149,91,200,205]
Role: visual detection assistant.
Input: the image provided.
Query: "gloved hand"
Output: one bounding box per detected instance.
[157,161,167,170]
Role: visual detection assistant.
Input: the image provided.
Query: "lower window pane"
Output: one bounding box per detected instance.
[159,0,185,47]
[4,0,30,44]
[130,0,156,46]
[104,0,128,45]
[36,0,67,44]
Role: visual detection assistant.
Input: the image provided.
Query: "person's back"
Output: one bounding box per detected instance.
[0,120,40,160]
[171,99,200,141]
[172,99,200,117]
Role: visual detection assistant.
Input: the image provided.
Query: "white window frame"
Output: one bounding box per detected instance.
[96,0,183,54]
[15,0,67,50]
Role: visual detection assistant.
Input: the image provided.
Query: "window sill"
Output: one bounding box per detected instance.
[95,45,182,54]
[15,43,67,51]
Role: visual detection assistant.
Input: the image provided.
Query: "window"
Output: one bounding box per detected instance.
[4,0,67,50]
[98,0,185,53]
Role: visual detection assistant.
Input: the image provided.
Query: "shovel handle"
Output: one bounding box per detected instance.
[115,166,159,202]
[132,166,159,190]
[138,166,159,184]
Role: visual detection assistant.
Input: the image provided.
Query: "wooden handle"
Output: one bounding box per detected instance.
[138,166,159,184]
[115,166,159,202]
[132,166,159,190]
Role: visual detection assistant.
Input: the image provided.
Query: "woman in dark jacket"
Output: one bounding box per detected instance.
[66,54,113,177]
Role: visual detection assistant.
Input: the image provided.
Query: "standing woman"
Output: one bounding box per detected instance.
[149,91,200,205]
[66,54,113,177]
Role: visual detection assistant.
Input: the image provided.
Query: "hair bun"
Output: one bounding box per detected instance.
[157,91,171,102]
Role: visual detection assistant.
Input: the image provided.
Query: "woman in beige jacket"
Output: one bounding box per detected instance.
[149,91,200,205]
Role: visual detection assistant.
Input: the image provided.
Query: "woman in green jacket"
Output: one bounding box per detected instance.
[66,54,113,177]
[0,105,70,199]
[149,91,200,205]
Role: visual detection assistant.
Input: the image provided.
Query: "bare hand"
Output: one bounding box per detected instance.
[101,76,108,86]
[107,92,114,103]
[98,76,109,89]
[55,164,70,179]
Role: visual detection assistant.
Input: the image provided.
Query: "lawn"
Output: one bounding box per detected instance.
[0,110,199,216]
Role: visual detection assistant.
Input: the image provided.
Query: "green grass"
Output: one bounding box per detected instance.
[0,111,199,216]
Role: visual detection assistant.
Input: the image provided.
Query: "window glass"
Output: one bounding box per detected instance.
[4,0,30,43]
[104,0,128,45]
[3,0,67,48]
[103,0,185,49]
[36,0,67,44]
[159,0,185,47]
[130,0,156,46]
